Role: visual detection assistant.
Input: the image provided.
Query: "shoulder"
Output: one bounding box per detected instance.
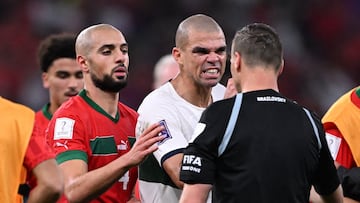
[55,96,83,115]
[138,84,175,110]
[118,102,138,117]
[0,97,34,120]
[211,83,226,101]
[205,96,236,117]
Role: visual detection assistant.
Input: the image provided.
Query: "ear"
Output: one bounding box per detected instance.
[234,52,242,73]
[42,72,49,89]
[77,55,89,73]
[172,47,182,66]
[277,59,284,76]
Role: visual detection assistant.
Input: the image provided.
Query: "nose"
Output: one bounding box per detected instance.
[115,49,127,64]
[207,51,221,65]
[207,51,221,63]
[68,76,82,89]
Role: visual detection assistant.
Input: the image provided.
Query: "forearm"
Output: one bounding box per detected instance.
[27,159,63,203]
[27,184,61,203]
[163,153,184,189]
[64,156,132,203]
[319,185,343,203]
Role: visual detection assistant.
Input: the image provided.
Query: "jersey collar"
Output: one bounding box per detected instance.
[79,89,120,123]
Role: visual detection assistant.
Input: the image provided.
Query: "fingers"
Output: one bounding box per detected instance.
[224,77,237,99]
[135,123,165,150]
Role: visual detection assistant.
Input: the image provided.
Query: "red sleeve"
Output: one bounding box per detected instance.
[324,123,356,168]
[23,122,55,172]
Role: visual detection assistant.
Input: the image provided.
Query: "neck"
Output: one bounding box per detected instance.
[85,84,119,117]
[48,102,58,115]
[240,68,279,93]
[171,77,213,108]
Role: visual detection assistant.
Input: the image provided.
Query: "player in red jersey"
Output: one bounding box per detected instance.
[35,33,83,135]
[46,24,165,203]
[22,120,64,203]
[24,33,84,193]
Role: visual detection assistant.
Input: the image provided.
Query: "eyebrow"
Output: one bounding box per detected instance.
[192,46,227,54]
[98,43,128,52]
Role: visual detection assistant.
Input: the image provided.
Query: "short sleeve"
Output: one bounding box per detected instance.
[180,102,230,184]
[23,122,55,172]
[312,119,341,195]
[46,113,88,164]
[136,96,188,165]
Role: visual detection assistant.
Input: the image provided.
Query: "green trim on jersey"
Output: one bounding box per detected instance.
[56,150,88,164]
[356,87,360,98]
[79,89,119,123]
[139,154,177,188]
[41,103,52,120]
[128,136,136,147]
[90,136,117,155]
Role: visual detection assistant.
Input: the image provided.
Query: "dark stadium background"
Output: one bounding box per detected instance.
[0,0,359,116]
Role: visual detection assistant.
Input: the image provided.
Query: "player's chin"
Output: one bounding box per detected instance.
[115,75,127,81]
[203,79,220,87]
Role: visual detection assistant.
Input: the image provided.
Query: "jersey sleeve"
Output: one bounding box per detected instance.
[136,97,188,165]
[180,103,228,184]
[312,118,341,195]
[324,123,356,168]
[23,122,55,172]
[46,113,88,164]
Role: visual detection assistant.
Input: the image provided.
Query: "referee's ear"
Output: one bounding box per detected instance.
[277,59,284,76]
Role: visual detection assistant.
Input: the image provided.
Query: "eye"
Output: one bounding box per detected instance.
[121,47,128,54]
[215,47,227,55]
[56,72,70,79]
[192,47,210,55]
[75,72,83,79]
[102,49,112,55]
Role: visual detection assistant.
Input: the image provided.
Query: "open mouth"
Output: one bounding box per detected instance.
[203,69,219,74]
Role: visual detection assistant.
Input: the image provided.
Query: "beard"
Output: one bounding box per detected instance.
[91,72,128,93]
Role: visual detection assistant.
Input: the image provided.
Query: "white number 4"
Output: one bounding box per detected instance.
[118,171,129,190]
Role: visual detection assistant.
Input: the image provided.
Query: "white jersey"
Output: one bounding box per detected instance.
[136,82,225,203]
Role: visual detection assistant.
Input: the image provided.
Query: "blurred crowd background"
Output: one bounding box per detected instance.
[0,0,359,116]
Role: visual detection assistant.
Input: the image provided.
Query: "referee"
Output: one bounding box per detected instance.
[179,23,343,203]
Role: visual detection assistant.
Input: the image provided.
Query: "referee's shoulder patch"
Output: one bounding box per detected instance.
[54,117,75,140]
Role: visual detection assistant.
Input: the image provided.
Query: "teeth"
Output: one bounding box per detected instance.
[206,69,218,74]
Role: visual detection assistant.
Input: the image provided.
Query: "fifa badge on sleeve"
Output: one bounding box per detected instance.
[158,119,172,144]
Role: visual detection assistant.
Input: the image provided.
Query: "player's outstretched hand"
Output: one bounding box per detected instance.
[126,123,165,167]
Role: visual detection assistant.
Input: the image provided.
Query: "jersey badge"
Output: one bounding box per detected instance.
[54,117,75,140]
[325,132,341,160]
[158,119,172,145]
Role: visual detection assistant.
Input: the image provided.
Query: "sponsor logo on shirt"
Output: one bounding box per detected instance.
[54,118,75,140]
[257,96,286,103]
[182,155,202,173]
[117,140,128,150]
[55,140,69,149]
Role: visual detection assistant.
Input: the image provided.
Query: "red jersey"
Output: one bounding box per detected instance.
[26,104,55,189]
[323,87,360,168]
[24,120,55,172]
[47,90,138,203]
[35,104,52,134]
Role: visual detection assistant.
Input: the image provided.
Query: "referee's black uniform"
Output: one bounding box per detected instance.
[180,89,340,203]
